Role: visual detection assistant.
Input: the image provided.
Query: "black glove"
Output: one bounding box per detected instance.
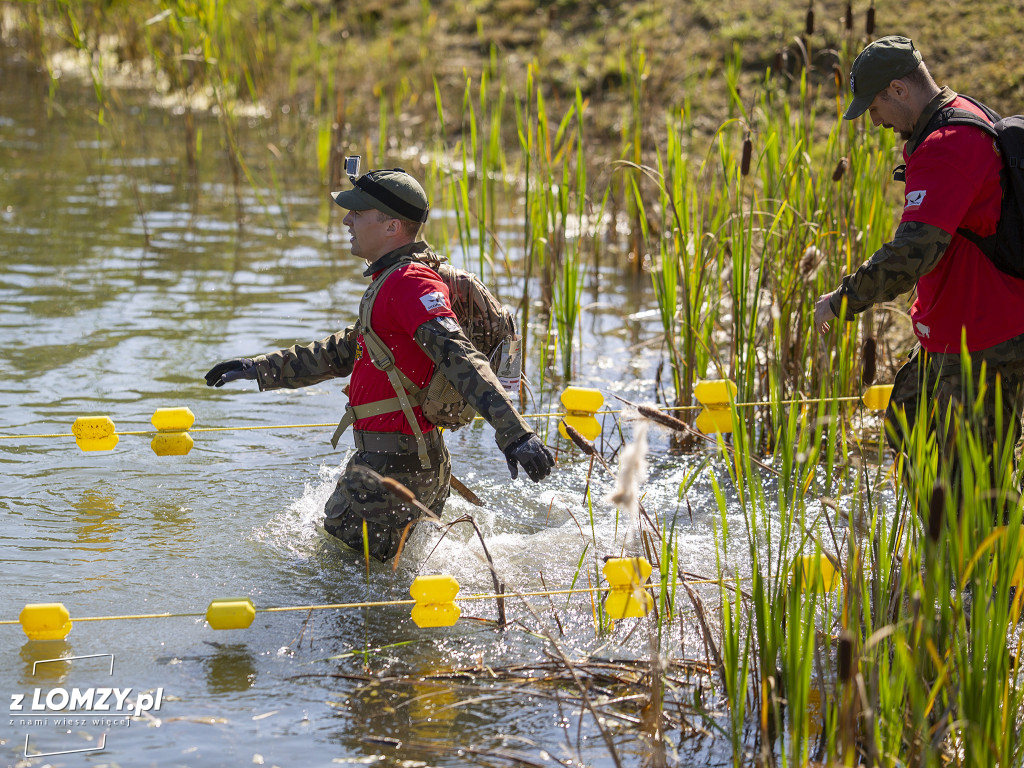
[204,358,257,387]
[504,433,555,482]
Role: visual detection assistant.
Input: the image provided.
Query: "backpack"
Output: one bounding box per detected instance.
[330,253,521,468]
[419,262,522,426]
[900,96,1024,279]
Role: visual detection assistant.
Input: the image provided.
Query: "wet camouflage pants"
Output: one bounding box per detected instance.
[322,441,451,562]
[884,332,1024,495]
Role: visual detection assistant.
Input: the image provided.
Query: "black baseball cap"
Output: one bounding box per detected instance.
[330,168,429,223]
[844,36,923,120]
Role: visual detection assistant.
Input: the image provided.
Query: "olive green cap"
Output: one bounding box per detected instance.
[844,35,923,120]
[331,168,429,223]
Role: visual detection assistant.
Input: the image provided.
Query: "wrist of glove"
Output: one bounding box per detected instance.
[204,358,257,388]
[504,433,555,482]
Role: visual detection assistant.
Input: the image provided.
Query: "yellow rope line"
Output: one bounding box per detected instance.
[0,578,728,626]
[0,396,870,441]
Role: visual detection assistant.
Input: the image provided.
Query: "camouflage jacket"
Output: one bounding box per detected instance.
[830,88,958,318]
[252,241,531,452]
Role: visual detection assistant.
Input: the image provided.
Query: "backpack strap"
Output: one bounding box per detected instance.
[330,396,410,448]
[330,258,434,470]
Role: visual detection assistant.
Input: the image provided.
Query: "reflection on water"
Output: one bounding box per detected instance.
[204,643,258,694]
[18,641,74,687]
[72,491,123,551]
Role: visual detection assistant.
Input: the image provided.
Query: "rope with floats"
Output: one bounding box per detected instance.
[5,557,841,640]
[0,382,893,454]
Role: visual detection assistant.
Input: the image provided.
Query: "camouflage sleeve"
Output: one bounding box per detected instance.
[252,325,359,391]
[830,221,953,318]
[414,318,532,452]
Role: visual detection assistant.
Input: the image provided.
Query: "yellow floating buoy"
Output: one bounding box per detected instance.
[20,603,73,641]
[794,554,840,594]
[861,384,894,411]
[151,407,196,432]
[603,557,654,618]
[693,379,737,435]
[151,406,195,456]
[558,386,604,442]
[72,416,119,452]
[410,574,461,628]
[206,598,256,630]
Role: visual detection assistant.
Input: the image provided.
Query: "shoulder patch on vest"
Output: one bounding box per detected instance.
[420,291,448,312]
[905,189,927,211]
[436,316,461,333]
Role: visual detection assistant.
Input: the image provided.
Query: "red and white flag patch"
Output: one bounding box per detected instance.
[420,291,448,312]
[904,189,927,211]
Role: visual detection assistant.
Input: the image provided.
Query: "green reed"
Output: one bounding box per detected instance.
[515,73,591,382]
[695,346,1024,764]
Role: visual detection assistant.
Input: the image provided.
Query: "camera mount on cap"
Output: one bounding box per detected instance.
[345,155,361,181]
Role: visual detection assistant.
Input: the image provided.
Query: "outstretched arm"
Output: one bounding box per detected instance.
[414,317,530,450]
[816,221,952,332]
[251,325,360,390]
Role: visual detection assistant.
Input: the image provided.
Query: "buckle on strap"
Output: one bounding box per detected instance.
[331,405,357,449]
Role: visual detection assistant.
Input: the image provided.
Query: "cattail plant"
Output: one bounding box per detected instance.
[860,336,876,386]
[832,155,849,182]
[740,130,753,176]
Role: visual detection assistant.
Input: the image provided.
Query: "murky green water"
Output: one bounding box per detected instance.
[0,55,733,767]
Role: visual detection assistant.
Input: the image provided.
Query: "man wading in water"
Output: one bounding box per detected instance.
[815,36,1024,501]
[206,167,554,561]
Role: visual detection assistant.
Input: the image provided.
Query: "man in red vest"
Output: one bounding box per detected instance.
[815,36,1024,492]
[207,168,553,561]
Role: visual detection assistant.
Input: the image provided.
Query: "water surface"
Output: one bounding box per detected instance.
[0,55,734,767]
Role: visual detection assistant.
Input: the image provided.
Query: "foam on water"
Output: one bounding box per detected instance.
[247,445,651,609]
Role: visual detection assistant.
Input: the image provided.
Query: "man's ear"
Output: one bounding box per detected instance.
[890,78,910,100]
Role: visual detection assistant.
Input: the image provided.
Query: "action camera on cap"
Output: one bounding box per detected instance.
[345,155,361,180]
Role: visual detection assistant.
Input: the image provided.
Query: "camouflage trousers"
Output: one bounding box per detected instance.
[323,431,451,562]
[884,332,1024,497]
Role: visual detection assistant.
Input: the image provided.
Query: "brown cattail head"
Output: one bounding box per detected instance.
[838,631,854,682]
[927,483,945,543]
[805,4,815,36]
[845,3,853,30]
[775,48,789,75]
[638,404,690,434]
[561,420,596,455]
[861,336,876,386]
[866,4,875,35]
[741,132,753,176]
[832,156,849,182]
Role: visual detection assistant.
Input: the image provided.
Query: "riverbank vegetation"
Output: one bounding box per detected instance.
[5,1,1024,764]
